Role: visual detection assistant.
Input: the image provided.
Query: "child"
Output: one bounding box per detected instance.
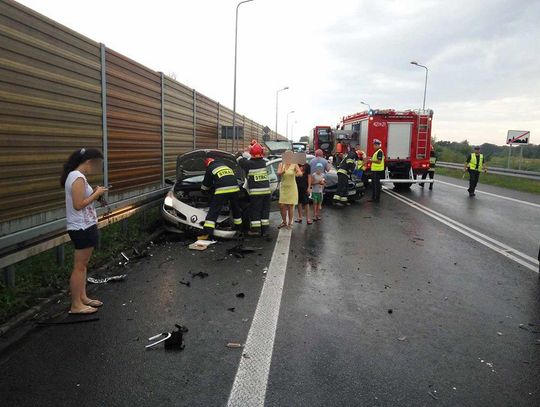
[311,163,325,221]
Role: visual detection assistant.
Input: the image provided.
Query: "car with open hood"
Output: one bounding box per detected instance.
[162,149,247,238]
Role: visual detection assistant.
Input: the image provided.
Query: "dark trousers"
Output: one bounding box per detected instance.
[468,170,480,194]
[334,173,349,202]
[420,170,434,189]
[372,171,383,201]
[249,194,271,234]
[203,192,242,235]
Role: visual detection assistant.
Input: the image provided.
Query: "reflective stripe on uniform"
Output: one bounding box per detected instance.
[233,218,242,225]
[337,169,348,175]
[249,187,271,195]
[204,220,216,228]
[250,221,262,228]
[340,196,348,202]
[346,159,354,164]
[333,194,341,200]
[201,185,210,190]
[261,219,270,226]
[215,185,240,194]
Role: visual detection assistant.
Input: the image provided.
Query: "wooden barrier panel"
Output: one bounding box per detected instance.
[0,0,102,224]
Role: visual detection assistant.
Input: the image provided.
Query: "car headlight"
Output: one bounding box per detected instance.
[164,191,174,207]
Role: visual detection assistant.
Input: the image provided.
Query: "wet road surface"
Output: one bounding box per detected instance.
[0,178,539,406]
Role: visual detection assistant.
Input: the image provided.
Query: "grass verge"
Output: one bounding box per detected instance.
[435,167,540,195]
[0,206,161,325]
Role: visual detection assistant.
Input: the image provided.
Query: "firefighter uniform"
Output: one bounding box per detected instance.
[466,149,485,196]
[370,142,385,202]
[333,150,357,205]
[238,155,271,236]
[201,161,242,236]
[420,149,437,190]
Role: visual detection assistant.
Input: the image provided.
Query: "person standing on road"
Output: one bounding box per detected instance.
[420,145,437,190]
[333,150,357,206]
[200,157,242,239]
[277,154,302,229]
[311,163,326,221]
[464,146,487,197]
[237,143,272,237]
[310,149,331,174]
[60,148,107,315]
[367,139,385,202]
[295,162,312,224]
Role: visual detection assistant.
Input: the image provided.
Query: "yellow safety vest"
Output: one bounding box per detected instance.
[468,153,483,171]
[371,149,385,171]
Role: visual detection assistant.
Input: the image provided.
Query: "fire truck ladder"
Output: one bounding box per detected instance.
[416,114,430,159]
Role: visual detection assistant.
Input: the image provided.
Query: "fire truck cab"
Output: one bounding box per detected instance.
[340,109,434,189]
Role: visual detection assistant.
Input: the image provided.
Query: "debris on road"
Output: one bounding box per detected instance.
[179,281,191,287]
[263,267,268,274]
[227,307,236,312]
[388,309,393,314]
[428,391,439,400]
[227,342,243,348]
[121,252,130,262]
[236,293,245,298]
[87,274,127,284]
[191,271,209,279]
[227,244,260,258]
[146,324,188,350]
[398,336,407,341]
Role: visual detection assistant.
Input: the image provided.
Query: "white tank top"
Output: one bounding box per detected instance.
[65,170,97,231]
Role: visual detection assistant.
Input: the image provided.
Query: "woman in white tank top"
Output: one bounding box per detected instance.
[60,148,108,315]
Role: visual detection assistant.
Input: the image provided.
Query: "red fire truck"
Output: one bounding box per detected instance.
[339,109,434,189]
[309,126,333,158]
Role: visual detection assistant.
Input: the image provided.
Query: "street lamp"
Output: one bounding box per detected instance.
[360,101,371,111]
[275,86,289,138]
[232,0,255,151]
[286,110,295,139]
[410,61,428,111]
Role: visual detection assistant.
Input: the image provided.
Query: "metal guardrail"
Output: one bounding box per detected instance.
[437,162,540,181]
[0,188,168,271]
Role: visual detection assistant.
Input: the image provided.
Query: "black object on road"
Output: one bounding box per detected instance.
[146,324,188,350]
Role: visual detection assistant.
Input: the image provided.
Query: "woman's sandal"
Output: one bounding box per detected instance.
[295,219,302,223]
[307,220,313,225]
[68,306,98,315]
[277,222,287,229]
[84,299,103,308]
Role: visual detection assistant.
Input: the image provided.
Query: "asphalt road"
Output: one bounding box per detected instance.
[0,177,539,407]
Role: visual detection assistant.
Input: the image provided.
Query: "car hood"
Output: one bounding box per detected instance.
[176,149,243,183]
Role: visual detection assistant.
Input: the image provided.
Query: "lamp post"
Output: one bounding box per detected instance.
[360,101,371,111]
[275,86,289,138]
[410,61,428,111]
[286,110,295,139]
[232,0,255,151]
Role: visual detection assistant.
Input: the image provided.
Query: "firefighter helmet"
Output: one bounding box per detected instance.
[249,143,264,158]
[204,157,215,167]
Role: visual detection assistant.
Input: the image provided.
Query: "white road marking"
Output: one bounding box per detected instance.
[383,188,539,273]
[436,180,540,209]
[227,227,293,407]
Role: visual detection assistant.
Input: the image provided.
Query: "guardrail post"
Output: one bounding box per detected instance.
[2,266,15,289]
[160,72,165,186]
[193,89,197,150]
[56,244,65,268]
[100,43,109,198]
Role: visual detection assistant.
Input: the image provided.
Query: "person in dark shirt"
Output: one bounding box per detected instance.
[295,162,312,224]
[420,146,437,190]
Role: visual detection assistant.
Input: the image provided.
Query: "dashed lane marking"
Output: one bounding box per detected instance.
[227,227,293,406]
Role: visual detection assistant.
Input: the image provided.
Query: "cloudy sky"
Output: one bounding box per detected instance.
[18,0,540,145]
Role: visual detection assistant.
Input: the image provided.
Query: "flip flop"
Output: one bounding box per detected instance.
[295,219,302,223]
[68,306,98,315]
[84,299,103,308]
[277,223,287,229]
[307,220,313,225]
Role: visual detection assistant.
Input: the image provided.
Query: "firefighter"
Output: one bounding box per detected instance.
[333,149,357,206]
[199,157,242,240]
[463,145,487,197]
[368,139,385,202]
[237,143,271,237]
[420,145,437,190]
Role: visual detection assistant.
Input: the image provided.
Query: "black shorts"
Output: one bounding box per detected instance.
[298,187,309,205]
[68,224,99,250]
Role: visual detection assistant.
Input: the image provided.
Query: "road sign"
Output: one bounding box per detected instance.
[263,126,271,135]
[506,130,530,145]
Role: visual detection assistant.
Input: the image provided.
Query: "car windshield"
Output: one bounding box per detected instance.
[264,140,293,155]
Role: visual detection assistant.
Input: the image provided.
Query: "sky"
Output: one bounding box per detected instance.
[17,0,540,146]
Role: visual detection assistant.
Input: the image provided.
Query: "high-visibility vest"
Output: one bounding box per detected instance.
[371,149,385,171]
[468,153,483,171]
